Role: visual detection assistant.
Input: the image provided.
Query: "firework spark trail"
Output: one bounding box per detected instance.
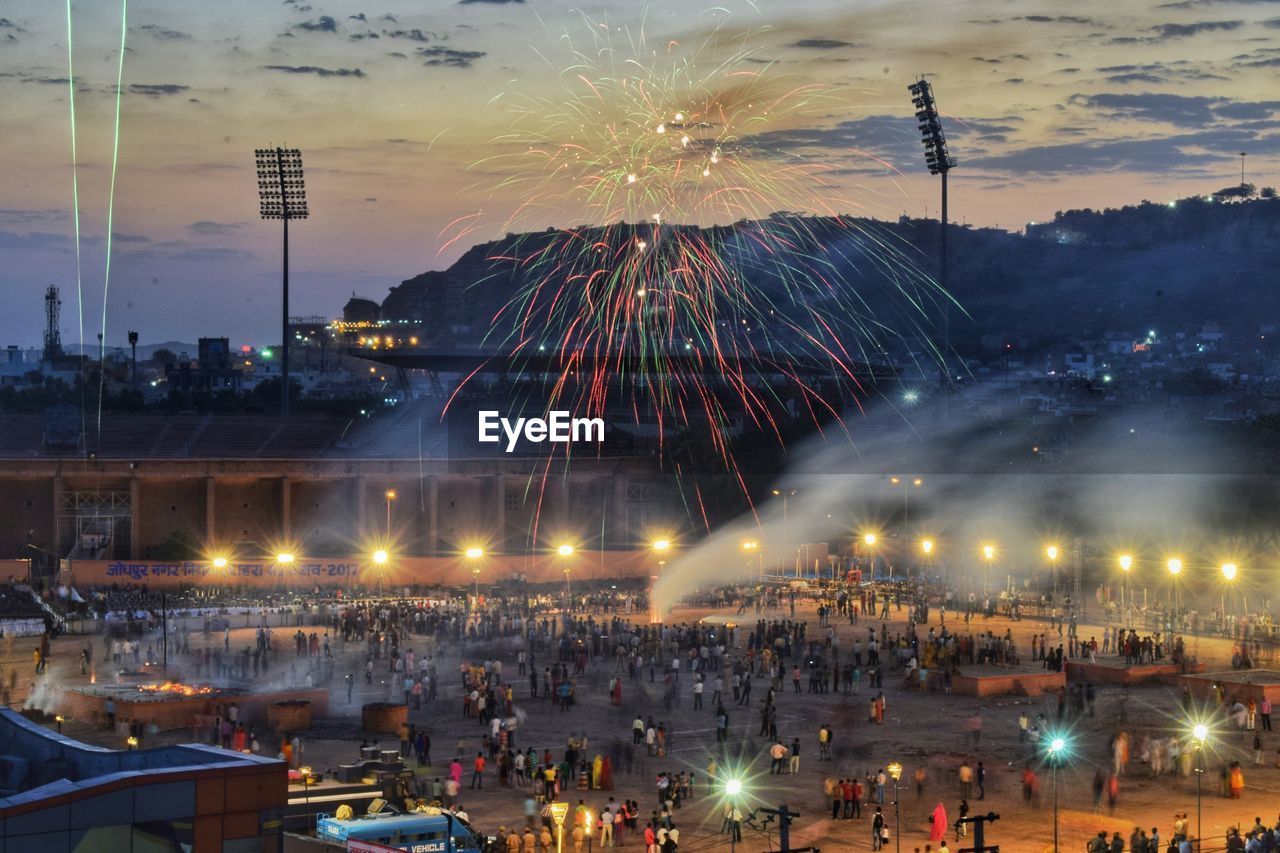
[444,8,950,538]
[97,0,129,438]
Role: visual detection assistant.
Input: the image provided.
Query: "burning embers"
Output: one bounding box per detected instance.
[136,682,217,697]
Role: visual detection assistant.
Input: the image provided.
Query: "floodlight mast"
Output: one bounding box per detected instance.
[255,147,309,417]
[907,78,956,401]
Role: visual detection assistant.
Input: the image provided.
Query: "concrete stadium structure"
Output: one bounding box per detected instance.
[0,408,679,566]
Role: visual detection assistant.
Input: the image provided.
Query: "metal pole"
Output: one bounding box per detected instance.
[894,783,901,853]
[162,593,168,673]
[1052,761,1058,853]
[275,147,291,418]
[940,168,949,410]
[1195,751,1202,853]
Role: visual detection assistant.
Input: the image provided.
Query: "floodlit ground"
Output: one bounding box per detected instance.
[14,597,1279,852]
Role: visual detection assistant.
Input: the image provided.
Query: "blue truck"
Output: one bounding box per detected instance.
[315,807,488,852]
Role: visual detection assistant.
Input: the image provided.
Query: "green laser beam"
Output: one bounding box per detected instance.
[65,0,82,359]
[98,0,128,436]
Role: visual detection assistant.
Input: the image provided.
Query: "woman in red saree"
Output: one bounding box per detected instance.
[930,802,948,842]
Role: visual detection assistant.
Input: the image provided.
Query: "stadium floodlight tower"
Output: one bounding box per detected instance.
[907,78,956,391]
[254,147,309,417]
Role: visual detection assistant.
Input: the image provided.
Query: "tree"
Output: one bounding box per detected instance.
[151,347,178,366]
[1261,187,1277,199]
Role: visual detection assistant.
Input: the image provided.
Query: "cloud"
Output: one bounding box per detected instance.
[294,15,338,33]
[1017,15,1104,24]
[789,38,856,49]
[129,83,190,96]
[136,24,191,40]
[0,209,66,225]
[1106,72,1167,84]
[1264,16,1280,25]
[1212,100,1280,119]
[188,220,244,236]
[458,0,525,4]
[1151,19,1243,38]
[0,18,24,31]
[1159,0,1280,7]
[416,46,485,68]
[1069,92,1220,126]
[261,65,365,77]
[383,28,437,42]
[966,127,1280,175]
[350,13,367,21]
[349,31,381,40]
[0,231,68,251]
[111,232,150,243]
[1095,61,1228,82]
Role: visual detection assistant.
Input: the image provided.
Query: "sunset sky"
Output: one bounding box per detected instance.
[2,0,1278,347]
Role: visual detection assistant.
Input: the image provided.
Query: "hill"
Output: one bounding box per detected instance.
[375,196,1280,356]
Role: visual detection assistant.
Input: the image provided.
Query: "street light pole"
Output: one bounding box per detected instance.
[887,762,903,853]
[1052,756,1058,853]
[1047,736,1066,853]
[254,147,308,418]
[1192,724,1207,853]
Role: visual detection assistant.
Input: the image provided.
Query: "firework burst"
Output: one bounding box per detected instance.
[445,8,947,491]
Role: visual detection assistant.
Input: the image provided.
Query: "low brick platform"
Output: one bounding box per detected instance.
[1066,660,1205,686]
[925,667,1065,696]
[361,702,407,734]
[55,684,329,732]
[1180,669,1280,705]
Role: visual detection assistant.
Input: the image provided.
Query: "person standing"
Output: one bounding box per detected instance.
[872,807,886,851]
[976,762,986,800]
[789,738,801,774]
[958,762,972,799]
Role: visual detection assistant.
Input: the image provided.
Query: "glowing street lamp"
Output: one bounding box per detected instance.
[384,489,396,535]
[1167,558,1183,613]
[723,777,744,851]
[556,544,575,606]
[652,538,672,579]
[1046,544,1060,601]
[465,547,485,597]
[275,552,295,564]
[211,556,229,570]
[921,539,934,555]
[982,544,995,595]
[1191,723,1209,852]
[886,762,903,853]
[1220,563,1238,622]
[1047,735,1068,853]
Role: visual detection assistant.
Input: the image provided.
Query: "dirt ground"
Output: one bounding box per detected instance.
[14,599,1279,853]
